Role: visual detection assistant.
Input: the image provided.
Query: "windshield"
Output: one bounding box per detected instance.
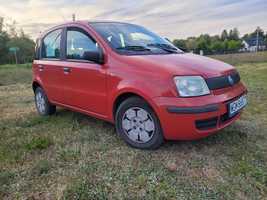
[90,22,183,55]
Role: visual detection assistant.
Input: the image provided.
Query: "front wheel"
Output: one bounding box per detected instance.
[34,87,56,116]
[115,97,164,149]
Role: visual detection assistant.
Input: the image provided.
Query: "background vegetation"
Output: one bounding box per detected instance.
[0,17,35,64]
[172,27,267,55]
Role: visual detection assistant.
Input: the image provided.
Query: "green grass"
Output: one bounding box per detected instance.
[31,160,52,176]
[25,137,53,151]
[0,63,32,86]
[209,51,267,65]
[0,62,267,199]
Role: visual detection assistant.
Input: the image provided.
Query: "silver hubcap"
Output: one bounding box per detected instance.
[122,107,155,143]
[36,91,46,113]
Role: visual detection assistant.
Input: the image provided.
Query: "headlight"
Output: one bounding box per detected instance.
[174,76,210,97]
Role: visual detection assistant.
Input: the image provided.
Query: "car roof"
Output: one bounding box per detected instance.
[52,20,134,28]
[39,20,134,39]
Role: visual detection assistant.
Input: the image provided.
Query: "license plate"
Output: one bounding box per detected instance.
[228,95,247,117]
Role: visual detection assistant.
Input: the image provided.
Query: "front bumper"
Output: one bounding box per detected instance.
[153,82,247,140]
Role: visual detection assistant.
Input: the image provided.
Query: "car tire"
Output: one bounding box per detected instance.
[34,87,56,116]
[115,97,164,149]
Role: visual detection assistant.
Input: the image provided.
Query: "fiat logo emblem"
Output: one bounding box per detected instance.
[228,76,234,86]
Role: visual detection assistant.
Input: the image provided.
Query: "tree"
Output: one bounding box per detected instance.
[253,27,265,38]
[196,34,212,54]
[7,20,18,38]
[7,33,35,63]
[243,27,265,41]
[0,16,35,64]
[221,30,228,41]
[228,28,240,40]
[0,31,10,64]
[0,17,3,33]
[227,40,243,52]
[185,37,197,52]
[210,41,224,54]
[222,40,229,52]
[172,39,187,51]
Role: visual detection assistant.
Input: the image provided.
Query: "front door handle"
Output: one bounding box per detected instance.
[63,67,71,74]
[38,65,44,72]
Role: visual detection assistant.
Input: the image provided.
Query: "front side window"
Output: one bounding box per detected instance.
[67,28,99,60]
[42,29,61,59]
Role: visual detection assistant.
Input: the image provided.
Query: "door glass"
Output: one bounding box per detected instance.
[42,29,61,59]
[67,29,99,61]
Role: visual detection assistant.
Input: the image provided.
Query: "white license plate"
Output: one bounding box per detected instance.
[228,95,247,117]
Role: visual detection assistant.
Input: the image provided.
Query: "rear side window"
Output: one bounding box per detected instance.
[42,29,62,59]
[67,28,99,60]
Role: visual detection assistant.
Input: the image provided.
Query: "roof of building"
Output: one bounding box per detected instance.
[244,37,266,46]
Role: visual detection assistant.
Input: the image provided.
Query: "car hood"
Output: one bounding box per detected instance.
[121,53,235,78]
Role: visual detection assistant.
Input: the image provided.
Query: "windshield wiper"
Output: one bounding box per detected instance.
[147,43,180,53]
[116,45,151,52]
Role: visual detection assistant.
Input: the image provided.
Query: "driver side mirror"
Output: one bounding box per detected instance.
[83,49,105,64]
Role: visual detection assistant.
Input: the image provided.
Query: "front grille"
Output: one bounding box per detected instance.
[206,72,240,90]
[195,117,218,130]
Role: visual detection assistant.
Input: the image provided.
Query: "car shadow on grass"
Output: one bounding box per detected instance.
[55,108,114,129]
[163,127,248,148]
[54,108,249,152]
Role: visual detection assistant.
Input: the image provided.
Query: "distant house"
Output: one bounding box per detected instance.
[241,37,266,52]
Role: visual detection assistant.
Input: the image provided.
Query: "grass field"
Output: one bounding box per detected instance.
[209,51,267,65]
[0,61,267,199]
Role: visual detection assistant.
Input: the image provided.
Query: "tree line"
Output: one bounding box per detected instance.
[172,27,267,55]
[0,17,35,64]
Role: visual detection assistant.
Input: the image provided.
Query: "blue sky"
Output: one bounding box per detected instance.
[0,0,266,39]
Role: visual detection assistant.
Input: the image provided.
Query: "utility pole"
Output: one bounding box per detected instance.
[256,26,259,52]
[72,14,76,22]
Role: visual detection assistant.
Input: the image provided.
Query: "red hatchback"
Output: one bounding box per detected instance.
[33,21,247,149]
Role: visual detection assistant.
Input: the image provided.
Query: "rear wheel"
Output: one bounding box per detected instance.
[34,87,56,116]
[115,97,164,149]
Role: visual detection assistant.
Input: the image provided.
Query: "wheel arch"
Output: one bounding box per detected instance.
[32,81,42,92]
[112,89,160,122]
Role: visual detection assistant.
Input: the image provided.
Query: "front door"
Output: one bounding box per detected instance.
[39,28,66,104]
[62,27,107,116]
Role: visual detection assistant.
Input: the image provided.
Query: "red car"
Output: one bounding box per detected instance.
[32,21,247,149]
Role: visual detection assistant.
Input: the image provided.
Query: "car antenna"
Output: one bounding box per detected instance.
[72,14,76,22]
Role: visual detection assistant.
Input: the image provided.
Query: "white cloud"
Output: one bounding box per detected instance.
[0,0,266,39]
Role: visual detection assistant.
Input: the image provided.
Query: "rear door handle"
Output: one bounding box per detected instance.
[38,65,44,72]
[63,67,71,74]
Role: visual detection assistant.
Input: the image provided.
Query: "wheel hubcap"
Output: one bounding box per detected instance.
[36,91,46,113]
[122,107,155,143]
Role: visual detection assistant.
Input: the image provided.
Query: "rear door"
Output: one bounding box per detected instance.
[38,28,66,104]
[62,26,107,116]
